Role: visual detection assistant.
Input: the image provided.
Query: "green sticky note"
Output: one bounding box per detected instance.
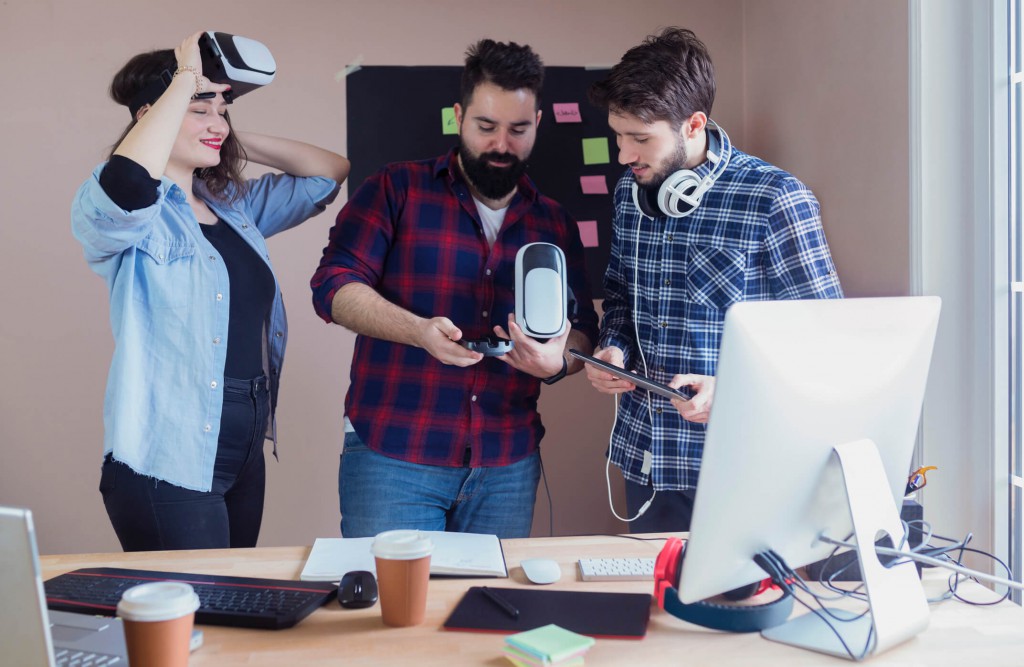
[442,107,458,135]
[582,137,610,165]
[505,624,595,663]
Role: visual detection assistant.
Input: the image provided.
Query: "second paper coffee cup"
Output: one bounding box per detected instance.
[371,529,434,627]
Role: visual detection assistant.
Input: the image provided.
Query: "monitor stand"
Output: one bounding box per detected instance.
[761,439,930,660]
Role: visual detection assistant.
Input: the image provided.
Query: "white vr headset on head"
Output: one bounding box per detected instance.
[631,120,731,218]
[199,31,277,101]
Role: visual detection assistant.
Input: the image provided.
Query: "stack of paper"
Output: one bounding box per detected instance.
[503,624,596,667]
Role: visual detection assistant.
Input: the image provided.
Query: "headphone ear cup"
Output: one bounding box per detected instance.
[631,183,661,218]
[658,169,703,217]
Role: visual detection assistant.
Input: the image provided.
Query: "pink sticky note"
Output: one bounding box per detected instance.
[577,220,599,248]
[580,175,609,195]
[553,102,582,123]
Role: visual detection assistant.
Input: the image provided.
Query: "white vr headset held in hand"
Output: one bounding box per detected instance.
[515,242,568,339]
[459,242,568,356]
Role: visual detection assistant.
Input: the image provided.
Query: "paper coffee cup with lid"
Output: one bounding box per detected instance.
[371,530,434,626]
[117,581,200,667]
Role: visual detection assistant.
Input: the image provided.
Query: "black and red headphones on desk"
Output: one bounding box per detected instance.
[654,537,794,633]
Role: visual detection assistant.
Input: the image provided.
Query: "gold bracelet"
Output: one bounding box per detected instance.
[173,65,204,97]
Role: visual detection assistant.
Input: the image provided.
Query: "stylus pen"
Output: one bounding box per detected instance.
[480,586,519,619]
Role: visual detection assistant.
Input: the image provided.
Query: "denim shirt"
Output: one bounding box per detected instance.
[72,164,339,491]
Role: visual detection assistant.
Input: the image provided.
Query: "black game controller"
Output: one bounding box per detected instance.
[460,336,514,357]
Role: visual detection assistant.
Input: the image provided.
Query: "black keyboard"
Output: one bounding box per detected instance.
[45,567,337,630]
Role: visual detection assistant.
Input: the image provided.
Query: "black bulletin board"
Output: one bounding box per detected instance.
[345,65,622,298]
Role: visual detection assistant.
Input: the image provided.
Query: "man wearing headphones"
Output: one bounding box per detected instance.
[584,28,843,532]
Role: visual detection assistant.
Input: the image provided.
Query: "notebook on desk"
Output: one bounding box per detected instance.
[0,505,130,666]
[300,531,508,581]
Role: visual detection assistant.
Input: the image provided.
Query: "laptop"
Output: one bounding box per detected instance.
[0,506,201,666]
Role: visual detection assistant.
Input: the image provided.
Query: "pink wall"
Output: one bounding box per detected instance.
[0,0,907,555]
[743,0,910,297]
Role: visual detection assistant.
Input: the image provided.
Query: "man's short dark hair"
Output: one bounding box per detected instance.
[589,27,716,129]
[461,39,544,109]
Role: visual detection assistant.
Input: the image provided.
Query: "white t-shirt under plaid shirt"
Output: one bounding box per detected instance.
[598,129,843,491]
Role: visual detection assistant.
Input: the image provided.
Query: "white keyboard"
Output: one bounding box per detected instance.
[577,557,656,582]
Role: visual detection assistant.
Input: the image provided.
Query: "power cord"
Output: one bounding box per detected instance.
[602,212,658,523]
[605,393,656,522]
[818,533,1023,593]
[537,451,554,537]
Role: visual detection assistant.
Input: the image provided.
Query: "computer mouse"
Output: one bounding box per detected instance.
[338,570,378,609]
[520,558,561,585]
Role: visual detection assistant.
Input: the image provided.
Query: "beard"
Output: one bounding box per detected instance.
[458,145,529,200]
[639,138,689,192]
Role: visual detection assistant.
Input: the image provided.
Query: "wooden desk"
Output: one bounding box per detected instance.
[41,535,1024,666]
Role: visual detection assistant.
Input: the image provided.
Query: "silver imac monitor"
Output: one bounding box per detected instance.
[677,296,941,660]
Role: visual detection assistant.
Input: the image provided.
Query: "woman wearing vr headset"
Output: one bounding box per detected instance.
[71,32,349,551]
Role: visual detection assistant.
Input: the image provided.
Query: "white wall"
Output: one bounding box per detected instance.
[913,0,1008,569]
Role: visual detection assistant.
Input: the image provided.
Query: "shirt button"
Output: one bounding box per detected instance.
[656,407,663,414]
[665,279,671,286]
[203,424,212,432]
[275,331,283,338]
[471,395,478,402]
[482,311,488,318]
[666,234,674,241]
[213,337,221,344]
[485,269,492,276]
[157,253,164,260]
[210,381,218,389]
[660,321,668,328]
[209,255,216,261]
[242,224,249,229]
[216,293,223,301]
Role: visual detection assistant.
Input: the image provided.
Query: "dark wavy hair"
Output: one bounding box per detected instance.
[107,49,246,201]
[460,39,544,109]
[589,27,716,130]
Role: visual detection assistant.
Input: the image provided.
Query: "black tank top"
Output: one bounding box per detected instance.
[100,155,275,379]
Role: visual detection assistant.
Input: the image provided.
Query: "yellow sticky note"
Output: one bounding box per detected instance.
[442,107,458,135]
[582,137,610,165]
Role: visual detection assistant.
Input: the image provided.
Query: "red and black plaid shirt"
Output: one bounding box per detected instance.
[311,149,599,467]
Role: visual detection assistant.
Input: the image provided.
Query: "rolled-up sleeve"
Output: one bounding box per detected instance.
[310,168,398,323]
[71,165,168,264]
[245,173,340,239]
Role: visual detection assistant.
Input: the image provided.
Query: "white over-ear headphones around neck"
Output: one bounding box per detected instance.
[631,120,731,219]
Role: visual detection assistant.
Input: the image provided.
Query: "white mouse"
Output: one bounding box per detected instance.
[520,558,561,585]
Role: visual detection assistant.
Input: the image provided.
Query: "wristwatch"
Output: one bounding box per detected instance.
[541,356,568,385]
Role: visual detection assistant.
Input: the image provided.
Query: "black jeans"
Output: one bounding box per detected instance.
[100,376,270,551]
[624,478,696,533]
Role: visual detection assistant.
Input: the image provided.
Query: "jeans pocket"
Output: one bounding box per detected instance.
[342,430,369,456]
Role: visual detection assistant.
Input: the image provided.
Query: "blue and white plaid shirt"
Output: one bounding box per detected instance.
[599,128,843,490]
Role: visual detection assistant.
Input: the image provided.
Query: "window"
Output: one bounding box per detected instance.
[1010,0,1023,604]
